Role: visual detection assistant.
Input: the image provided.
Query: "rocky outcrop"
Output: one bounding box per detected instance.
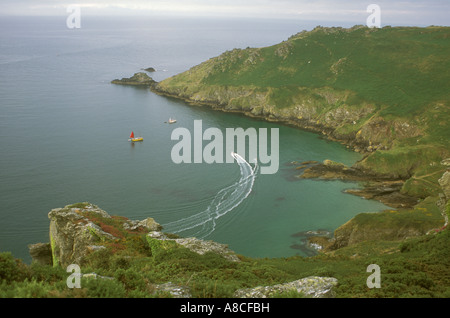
[111,72,156,87]
[152,282,191,298]
[297,159,418,208]
[28,243,52,266]
[48,204,119,268]
[123,218,162,232]
[148,231,240,262]
[234,276,338,298]
[329,217,424,250]
[437,168,450,229]
[36,203,240,268]
[438,170,450,201]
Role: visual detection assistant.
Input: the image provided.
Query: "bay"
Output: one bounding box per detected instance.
[0,16,388,262]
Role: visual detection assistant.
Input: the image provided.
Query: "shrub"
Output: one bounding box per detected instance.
[30,262,65,283]
[82,277,126,298]
[0,252,28,283]
[0,279,57,298]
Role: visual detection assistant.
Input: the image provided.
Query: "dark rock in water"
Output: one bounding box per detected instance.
[290,229,333,254]
[143,67,156,72]
[111,72,157,87]
[298,159,418,208]
[301,160,319,165]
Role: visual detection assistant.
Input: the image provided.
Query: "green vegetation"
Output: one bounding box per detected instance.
[174,26,450,117]
[1,223,449,298]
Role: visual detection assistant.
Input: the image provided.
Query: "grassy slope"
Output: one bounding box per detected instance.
[163,26,450,118]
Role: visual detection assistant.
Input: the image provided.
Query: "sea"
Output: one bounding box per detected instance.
[0,15,389,263]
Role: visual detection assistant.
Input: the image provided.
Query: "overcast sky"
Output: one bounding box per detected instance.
[0,0,448,26]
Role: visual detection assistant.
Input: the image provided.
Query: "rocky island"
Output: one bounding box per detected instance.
[111,72,157,87]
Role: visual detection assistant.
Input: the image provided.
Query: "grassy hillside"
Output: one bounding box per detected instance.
[1,202,449,298]
[1,222,449,298]
[160,25,449,117]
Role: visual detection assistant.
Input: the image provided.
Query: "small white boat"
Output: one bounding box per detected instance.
[168,118,177,124]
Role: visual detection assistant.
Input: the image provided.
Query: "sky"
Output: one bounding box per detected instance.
[0,0,449,26]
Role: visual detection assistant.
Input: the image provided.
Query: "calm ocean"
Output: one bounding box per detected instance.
[0,15,388,262]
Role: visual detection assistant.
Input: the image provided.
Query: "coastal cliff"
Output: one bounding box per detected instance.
[148,25,450,250]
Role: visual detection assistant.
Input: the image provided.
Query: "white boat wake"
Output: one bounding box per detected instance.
[162,152,258,239]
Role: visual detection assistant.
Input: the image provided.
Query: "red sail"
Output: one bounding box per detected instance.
[130,131,134,138]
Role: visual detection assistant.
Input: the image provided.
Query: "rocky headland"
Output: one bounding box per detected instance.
[30,203,239,268]
[144,26,450,253]
[108,25,449,268]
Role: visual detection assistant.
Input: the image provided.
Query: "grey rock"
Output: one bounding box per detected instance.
[28,242,52,265]
[234,276,338,298]
[438,171,450,201]
[152,282,191,298]
[47,204,120,268]
[174,237,240,262]
[123,217,162,232]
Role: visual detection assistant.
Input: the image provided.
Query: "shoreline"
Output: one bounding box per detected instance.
[150,86,419,210]
[111,73,447,252]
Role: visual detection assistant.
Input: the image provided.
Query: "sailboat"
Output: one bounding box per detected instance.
[168,117,177,124]
[129,131,143,142]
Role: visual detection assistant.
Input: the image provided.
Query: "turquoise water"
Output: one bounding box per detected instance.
[0,16,388,262]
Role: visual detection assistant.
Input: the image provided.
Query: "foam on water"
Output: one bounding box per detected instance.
[162,152,258,238]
